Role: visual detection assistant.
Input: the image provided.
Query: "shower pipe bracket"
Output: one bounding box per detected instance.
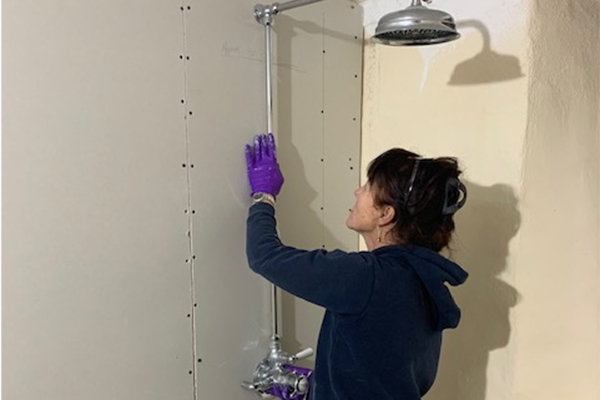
[254,0,325,26]
[254,3,278,26]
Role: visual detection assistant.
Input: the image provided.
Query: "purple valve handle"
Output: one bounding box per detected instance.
[242,337,314,400]
[245,133,285,198]
[265,365,313,400]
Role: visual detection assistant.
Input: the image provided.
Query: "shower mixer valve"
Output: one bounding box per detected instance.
[242,335,314,400]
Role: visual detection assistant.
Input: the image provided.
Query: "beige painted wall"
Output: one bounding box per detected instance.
[515,0,600,398]
[360,0,599,399]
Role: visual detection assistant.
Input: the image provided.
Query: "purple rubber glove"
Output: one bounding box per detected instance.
[245,133,284,198]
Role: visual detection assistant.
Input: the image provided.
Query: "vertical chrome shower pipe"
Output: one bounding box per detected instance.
[254,3,278,338]
[264,20,277,337]
[254,0,326,339]
[265,23,274,136]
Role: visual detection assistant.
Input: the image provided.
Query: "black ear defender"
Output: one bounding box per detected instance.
[442,177,467,215]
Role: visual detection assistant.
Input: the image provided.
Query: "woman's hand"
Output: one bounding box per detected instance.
[245,133,284,198]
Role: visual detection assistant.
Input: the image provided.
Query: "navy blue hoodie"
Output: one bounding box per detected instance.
[246,203,468,400]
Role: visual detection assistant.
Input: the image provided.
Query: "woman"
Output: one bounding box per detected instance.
[245,133,468,400]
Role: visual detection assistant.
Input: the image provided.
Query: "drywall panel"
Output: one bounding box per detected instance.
[182,1,275,398]
[322,1,363,251]
[2,2,194,400]
[3,1,362,400]
[272,2,328,366]
[183,0,362,390]
[264,0,363,367]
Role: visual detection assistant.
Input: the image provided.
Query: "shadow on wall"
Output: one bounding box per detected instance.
[426,182,522,400]
[273,14,348,370]
[449,20,525,85]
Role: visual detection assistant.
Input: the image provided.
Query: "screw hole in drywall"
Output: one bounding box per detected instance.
[189,111,193,115]
[190,164,195,168]
[320,158,324,162]
[186,56,190,60]
[179,55,183,59]
[192,210,196,214]
[198,359,202,363]
[192,255,196,259]
[187,314,191,318]
[189,370,193,374]
[182,163,186,167]
[194,303,197,307]
[181,99,185,104]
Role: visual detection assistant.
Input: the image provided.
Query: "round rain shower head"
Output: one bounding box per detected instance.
[373,0,460,46]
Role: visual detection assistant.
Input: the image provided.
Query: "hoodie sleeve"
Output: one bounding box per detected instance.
[246,202,375,315]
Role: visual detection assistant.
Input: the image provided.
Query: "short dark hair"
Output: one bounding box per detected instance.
[367,148,465,252]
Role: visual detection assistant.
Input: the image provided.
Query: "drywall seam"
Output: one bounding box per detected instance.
[180,2,199,399]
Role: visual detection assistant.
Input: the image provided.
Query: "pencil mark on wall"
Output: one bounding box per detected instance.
[221,42,306,73]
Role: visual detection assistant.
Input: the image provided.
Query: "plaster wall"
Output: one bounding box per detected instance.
[515,0,600,398]
[359,0,600,399]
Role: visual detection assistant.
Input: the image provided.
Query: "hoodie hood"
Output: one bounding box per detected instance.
[375,245,469,331]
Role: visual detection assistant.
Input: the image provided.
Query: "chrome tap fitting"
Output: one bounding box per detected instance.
[242,335,314,400]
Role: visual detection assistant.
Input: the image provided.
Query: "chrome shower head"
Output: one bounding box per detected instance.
[373,0,460,46]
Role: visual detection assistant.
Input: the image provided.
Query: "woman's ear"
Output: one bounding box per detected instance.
[379,205,395,226]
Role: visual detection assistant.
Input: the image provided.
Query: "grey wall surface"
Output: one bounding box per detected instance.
[272,1,363,365]
[3,2,200,399]
[2,0,362,399]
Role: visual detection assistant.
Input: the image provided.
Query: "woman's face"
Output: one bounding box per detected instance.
[346,182,382,234]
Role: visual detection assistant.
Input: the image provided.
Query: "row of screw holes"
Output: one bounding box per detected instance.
[180,3,199,376]
[349,0,358,204]
[321,30,359,172]
[351,0,359,130]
